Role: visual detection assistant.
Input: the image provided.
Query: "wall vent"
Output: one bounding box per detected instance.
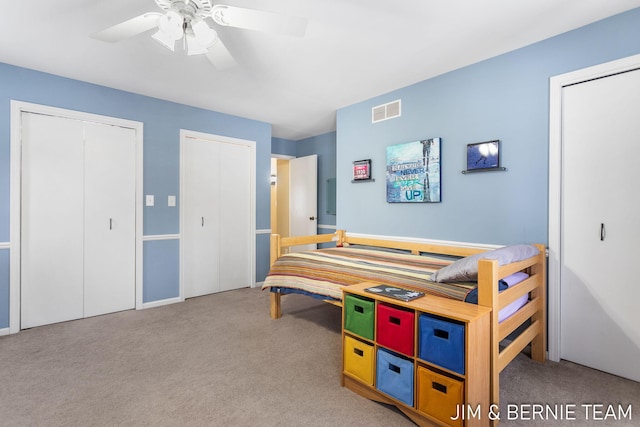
[372,99,401,123]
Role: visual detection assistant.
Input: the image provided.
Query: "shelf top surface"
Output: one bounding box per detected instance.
[344,282,491,323]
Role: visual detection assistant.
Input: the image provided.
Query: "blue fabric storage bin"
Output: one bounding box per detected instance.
[419,314,465,375]
[376,348,414,406]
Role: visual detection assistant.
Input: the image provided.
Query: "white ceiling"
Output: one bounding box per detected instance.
[1,1,639,140]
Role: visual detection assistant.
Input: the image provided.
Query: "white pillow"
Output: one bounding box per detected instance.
[431,245,539,283]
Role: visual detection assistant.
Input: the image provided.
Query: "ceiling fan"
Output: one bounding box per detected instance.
[90,0,308,69]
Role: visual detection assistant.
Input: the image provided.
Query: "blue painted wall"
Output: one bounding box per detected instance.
[271,137,298,157]
[336,8,640,245]
[0,63,272,329]
[143,240,180,303]
[296,132,337,229]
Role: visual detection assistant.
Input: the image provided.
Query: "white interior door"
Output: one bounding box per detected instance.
[289,154,317,251]
[183,137,221,298]
[83,122,136,317]
[218,142,252,292]
[21,113,85,328]
[561,68,640,382]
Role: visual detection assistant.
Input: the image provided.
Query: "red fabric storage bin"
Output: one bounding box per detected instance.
[376,303,415,356]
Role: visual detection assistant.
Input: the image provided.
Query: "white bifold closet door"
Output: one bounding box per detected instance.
[83,122,136,317]
[21,113,85,327]
[218,142,251,292]
[183,138,221,298]
[561,68,640,382]
[182,136,251,298]
[21,112,136,329]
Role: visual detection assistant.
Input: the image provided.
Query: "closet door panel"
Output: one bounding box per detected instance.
[219,142,251,291]
[21,113,85,328]
[83,123,136,317]
[561,69,640,381]
[183,138,220,298]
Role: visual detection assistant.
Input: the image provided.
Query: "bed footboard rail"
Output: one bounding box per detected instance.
[270,231,344,266]
[268,231,345,319]
[478,243,547,409]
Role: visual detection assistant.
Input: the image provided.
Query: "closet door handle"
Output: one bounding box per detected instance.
[109,218,113,230]
[600,223,605,241]
[201,217,204,227]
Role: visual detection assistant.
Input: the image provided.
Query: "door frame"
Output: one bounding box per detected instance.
[179,129,256,301]
[9,101,144,334]
[270,154,295,238]
[548,53,640,362]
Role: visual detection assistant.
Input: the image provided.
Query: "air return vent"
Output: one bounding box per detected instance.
[372,99,401,123]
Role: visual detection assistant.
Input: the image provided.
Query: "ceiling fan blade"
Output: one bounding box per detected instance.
[91,13,162,43]
[211,5,307,37]
[205,38,238,70]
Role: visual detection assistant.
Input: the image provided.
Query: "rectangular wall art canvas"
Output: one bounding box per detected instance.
[386,138,441,203]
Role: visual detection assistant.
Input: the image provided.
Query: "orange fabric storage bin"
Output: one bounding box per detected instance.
[417,366,464,427]
[376,303,415,356]
[344,335,375,386]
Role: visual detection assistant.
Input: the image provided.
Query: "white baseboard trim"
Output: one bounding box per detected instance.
[0,327,10,336]
[141,296,183,309]
[345,232,503,251]
[0,242,9,249]
[256,229,271,235]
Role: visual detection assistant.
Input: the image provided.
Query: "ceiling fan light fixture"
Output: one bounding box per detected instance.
[152,29,177,51]
[185,32,207,55]
[191,20,218,49]
[157,10,184,40]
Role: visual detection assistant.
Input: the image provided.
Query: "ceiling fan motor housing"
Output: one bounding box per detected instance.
[155,0,213,19]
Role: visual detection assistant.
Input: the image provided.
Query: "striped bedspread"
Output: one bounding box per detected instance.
[262,246,476,301]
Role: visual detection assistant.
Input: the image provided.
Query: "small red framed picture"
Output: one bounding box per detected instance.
[353,159,371,181]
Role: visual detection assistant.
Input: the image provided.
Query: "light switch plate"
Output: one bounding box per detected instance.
[146,195,154,206]
[168,195,176,207]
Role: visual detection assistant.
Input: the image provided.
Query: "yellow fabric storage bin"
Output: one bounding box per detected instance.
[417,366,464,427]
[344,335,375,386]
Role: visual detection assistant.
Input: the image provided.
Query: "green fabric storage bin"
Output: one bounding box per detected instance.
[344,294,375,340]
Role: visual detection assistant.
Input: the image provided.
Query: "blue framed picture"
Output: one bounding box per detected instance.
[466,140,500,171]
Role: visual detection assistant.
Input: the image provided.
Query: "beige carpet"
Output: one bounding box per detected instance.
[0,288,638,426]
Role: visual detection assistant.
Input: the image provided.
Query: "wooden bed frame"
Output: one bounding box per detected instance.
[268,230,547,408]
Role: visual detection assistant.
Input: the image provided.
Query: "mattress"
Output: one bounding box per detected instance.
[263,246,530,320]
[262,246,475,301]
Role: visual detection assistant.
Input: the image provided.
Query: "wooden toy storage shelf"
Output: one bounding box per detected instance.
[341,282,491,427]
